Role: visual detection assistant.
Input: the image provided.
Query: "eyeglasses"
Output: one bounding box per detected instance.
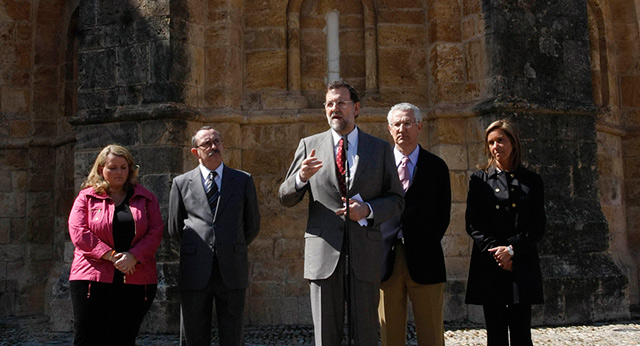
[323,100,354,109]
[196,138,222,150]
[390,121,417,130]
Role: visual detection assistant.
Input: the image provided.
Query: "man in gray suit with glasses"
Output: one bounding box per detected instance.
[279,80,404,345]
[169,126,260,346]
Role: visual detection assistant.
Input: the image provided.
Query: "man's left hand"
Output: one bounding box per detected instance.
[336,197,371,221]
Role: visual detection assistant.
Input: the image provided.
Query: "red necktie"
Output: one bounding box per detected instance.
[336,138,346,197]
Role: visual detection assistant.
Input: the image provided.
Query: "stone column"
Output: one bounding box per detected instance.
[471,0,629,324]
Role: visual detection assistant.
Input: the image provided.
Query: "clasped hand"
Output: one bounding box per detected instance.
[112,251,137,275]
[335,197,370,221]
[488,246,513,272]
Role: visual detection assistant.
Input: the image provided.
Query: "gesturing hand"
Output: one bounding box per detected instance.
[299,149,323,182]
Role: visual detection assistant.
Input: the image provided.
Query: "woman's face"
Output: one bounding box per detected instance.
[487,128,513,170]
[101,153,129,191]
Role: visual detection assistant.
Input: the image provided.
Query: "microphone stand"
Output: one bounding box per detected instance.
[342,134,353,346]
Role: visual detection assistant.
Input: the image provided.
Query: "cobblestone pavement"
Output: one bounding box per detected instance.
[1,316,639,345]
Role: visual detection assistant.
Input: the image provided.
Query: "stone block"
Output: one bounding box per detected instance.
[448,202,466,236]
[430,44,465,83]
[140,300,180,333]
[26,217,54,244]
[140,119,189,146]
[245,6,286,28]
[116,43,149,86]
[445,256,470,280]
[244,50,287,90]
[443,234,470,257]
[0,292,15,315]
[377,8,424,25]
[1,88,29,114]
[250,281,285,297]
[79,49,116,90]
[450,171,467,203]
[75,123,140,150]
[26,192,54,217]
[252,259,288,282]
[0,218,9,245]
[430,82,467,104]
[134,146,184,174]
[244,28,286,50]
[49,300,73,332]
[9,120,29,138]
[242,148,291,176]
[340,53,366,80]
[378,25,424,48]
[465,38,488,81]
[0,192,26,218]
[431,144,467,171]
[284,260,306,296]
[274,238,303,259]
[378,48,427,86]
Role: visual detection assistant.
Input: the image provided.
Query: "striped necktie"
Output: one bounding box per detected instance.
[205,171,220,214]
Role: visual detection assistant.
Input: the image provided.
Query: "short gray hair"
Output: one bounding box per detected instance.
[387,103,422,124]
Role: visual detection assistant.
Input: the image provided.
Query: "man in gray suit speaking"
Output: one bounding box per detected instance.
[169,126,260,346]
[279,80,404,345]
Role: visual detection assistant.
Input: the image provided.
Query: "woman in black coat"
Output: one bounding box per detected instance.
[465,119,545,346]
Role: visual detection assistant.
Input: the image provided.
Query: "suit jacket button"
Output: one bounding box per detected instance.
[391,245,395,251]
[512,203,516,207]
[495,188,500,192]
[495,205,500,209]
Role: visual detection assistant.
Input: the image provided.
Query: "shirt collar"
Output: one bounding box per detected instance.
[331,127,358,147]
[394,145,419,166]
[199,162,224,180]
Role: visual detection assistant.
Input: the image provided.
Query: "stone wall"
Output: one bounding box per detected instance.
[0,0,637,333]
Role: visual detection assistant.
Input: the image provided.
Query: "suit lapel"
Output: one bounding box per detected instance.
[317,130,342,196]
[407,146,424,192]
[187,167,211,217]
[216,165,235,218]
[351,130,372,192]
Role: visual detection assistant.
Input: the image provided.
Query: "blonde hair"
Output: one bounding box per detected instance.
[81,144,139,194]
[480,118,522,171]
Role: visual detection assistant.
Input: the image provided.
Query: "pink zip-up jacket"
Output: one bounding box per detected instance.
[68,185,163,285]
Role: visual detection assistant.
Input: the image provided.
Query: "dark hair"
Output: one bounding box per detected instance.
[480,118,522,171]
[327,80,359,103]
[191,126,221,148]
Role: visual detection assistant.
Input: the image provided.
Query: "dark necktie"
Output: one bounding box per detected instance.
[205,171,220,215]
[335,138,346,197]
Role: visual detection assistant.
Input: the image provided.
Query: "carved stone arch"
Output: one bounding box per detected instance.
[286,0,379,105]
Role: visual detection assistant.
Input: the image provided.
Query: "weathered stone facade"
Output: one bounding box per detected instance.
[0,0,637,333]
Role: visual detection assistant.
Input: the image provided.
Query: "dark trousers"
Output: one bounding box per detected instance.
[180,258,247,346]
[70,280,157,346]
[483,304,533,346]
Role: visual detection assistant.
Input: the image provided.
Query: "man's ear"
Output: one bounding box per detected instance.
[354,102,361,118]
[190,147,198,157]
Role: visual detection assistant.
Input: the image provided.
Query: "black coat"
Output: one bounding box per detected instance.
[465,166,545,305]
[380,147,451,284]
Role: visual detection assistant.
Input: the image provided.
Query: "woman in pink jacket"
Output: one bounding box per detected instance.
[68,144,163,346]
